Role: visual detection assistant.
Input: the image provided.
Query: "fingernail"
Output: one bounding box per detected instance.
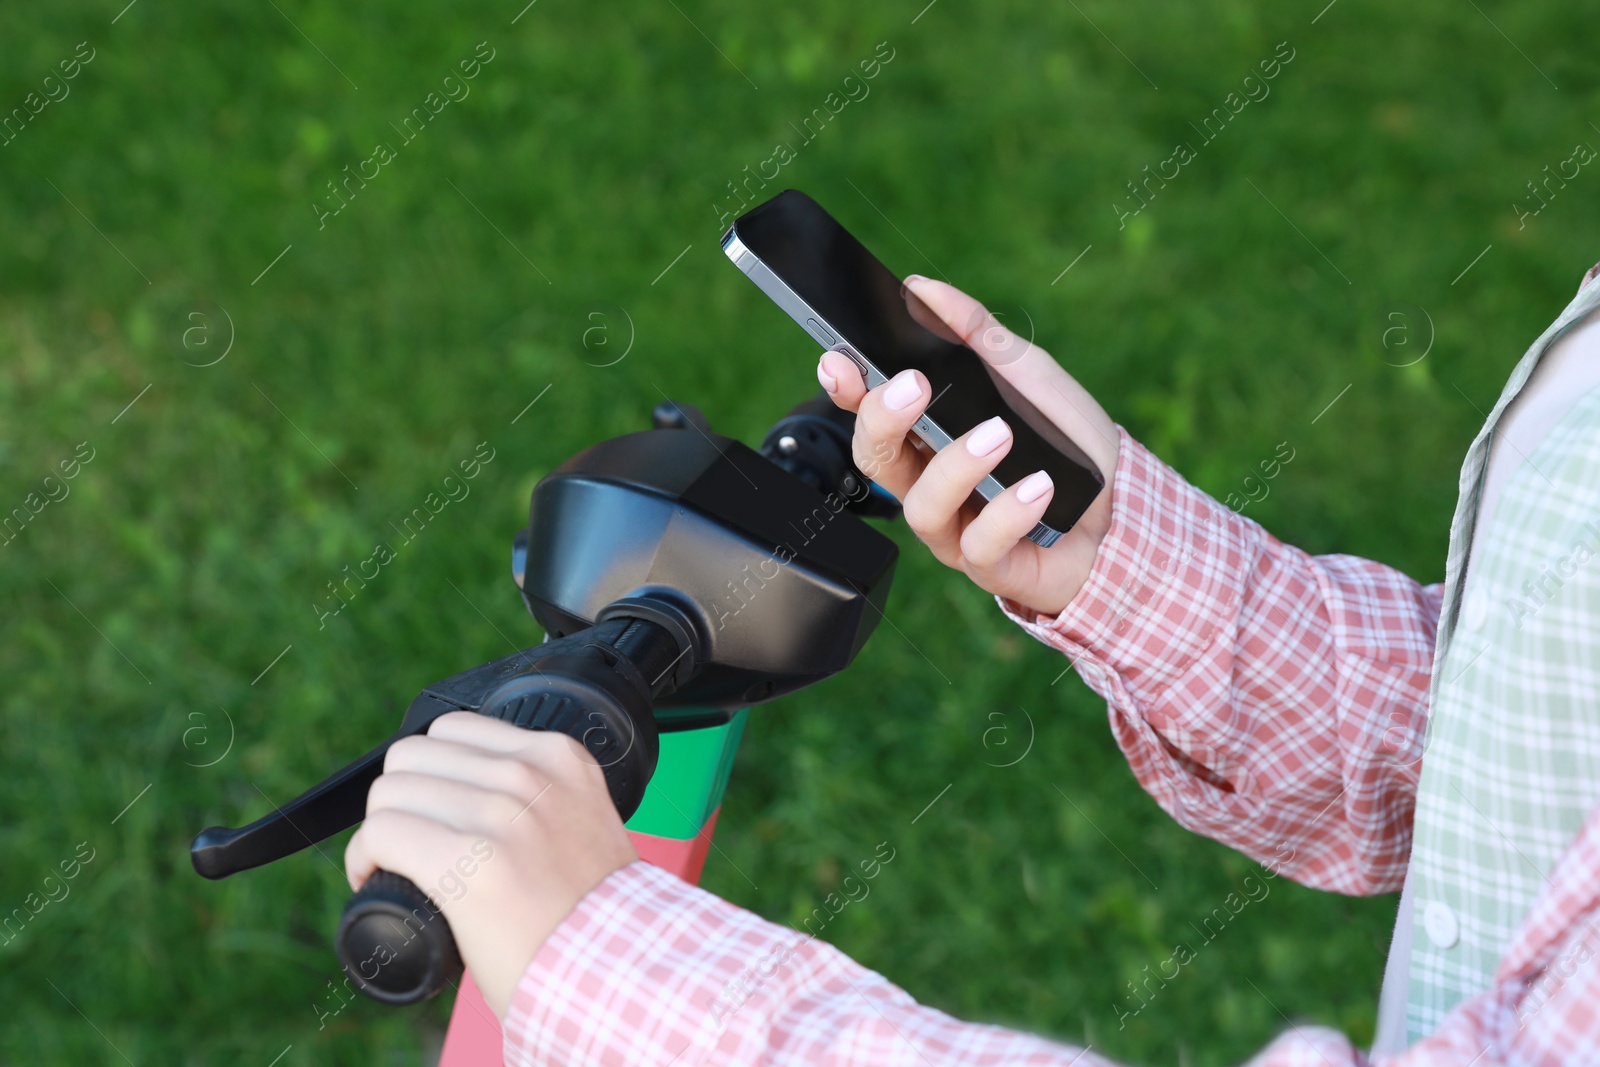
[904,273,928,286]
[883,369,923,411]
[965,416,1011,457]
[1016,470,1053,504]
[817,355,838,394]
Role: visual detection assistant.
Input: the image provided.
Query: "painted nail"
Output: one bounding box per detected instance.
[965,416,1011,457]
[883,369,923,411]
[1016,470,1053,504]
[817,356,838,394]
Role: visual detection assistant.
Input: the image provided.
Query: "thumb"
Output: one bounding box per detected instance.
[902,274,1032,369]
[902,275,1119,481]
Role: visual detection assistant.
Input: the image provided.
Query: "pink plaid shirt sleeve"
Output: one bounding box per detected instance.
[502,425,1600,1065]
[997,426,1444,896]
[503,829,1600,1066]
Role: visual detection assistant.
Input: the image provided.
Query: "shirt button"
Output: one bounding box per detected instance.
[1461,589,1488,632]
[1423,900,1460,949]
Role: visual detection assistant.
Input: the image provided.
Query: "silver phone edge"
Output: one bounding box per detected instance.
[720,228,1062,548]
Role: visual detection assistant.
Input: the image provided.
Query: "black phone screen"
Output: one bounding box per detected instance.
[731,189,1104,536]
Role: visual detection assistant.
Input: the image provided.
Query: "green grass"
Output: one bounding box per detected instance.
[2,0,1597,1063]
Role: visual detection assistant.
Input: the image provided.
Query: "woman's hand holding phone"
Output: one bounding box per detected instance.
[817,276,1118,617]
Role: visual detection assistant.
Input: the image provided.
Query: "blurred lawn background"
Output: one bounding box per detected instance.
[2,0,1597,1063]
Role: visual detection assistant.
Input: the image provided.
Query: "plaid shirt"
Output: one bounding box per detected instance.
[503,299,1600,1066]
[1403,274,1600,1041]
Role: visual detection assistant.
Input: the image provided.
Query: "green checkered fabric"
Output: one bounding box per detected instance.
[1406,285,1600,1041]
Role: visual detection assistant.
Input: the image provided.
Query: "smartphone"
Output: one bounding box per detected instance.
[720,189,1104,547]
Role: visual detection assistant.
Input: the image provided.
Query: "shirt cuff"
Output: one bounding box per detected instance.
[502,858,826,1065]
[505,860,672,1063]
[997,424,1249,695]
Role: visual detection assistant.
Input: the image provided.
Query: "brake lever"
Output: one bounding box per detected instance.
[189,640,569,881]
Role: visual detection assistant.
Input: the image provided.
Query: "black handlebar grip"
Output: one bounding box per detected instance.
[335,869,463,1005]
[333,617,669,1007]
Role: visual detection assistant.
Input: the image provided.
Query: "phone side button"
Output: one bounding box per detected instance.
[804,318,837,346]
[1026,521,1063,548]
[836,345,870,378]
